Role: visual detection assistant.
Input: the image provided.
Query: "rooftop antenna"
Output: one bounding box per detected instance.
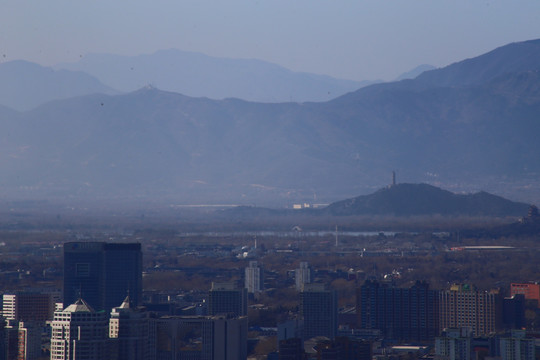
[392,171,396,186]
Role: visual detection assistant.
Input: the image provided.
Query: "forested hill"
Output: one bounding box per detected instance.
[324,184,530,217]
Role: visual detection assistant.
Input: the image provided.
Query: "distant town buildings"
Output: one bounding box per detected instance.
[245,261,264,294]
[295,262,312,291]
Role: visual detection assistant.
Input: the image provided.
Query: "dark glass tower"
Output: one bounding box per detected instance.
[208,282,248,317]
[63,242,142,312]
[301,283,338,340]
[356,280,438,342]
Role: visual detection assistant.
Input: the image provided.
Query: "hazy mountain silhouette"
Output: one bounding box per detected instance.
[1,40,540,205]
[0,60,117,111]
[395,64,436,81]
[56,49,376,103]
[413,39,540,88]
[324,183,530,216]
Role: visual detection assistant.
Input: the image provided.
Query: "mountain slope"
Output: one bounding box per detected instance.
[56,49,374,103]
[414,39,540,88]
[324,184,530,216]
[1,40,540,204]
[0,60,117,111]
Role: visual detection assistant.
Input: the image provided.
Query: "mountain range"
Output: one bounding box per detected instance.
[1,39,540,205]
[0,60,116,111]
[55,49,377,103]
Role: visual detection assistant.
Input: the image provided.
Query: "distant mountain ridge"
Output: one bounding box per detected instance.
[55,49,377,103]
[0,60,117,111]
[414,39,540,88]
[324,183,530,217]
[395,64,436,81]
[1,40,540,204]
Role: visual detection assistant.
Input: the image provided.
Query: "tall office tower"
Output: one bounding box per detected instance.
[435,328,472,360]
[510,283,540,308]
[245,261,264,294]
[208,282,248,317]
[4,320,42,360]
[503,294,526,330]
[50,298,109,360]
[439,284,502,337]
[301,283,338,340]
[295,262,313,291]
[109,296,151,360]
[356,280,438,342]
[63,242,142,312]
[154,315,248,360]
[500,330,536,360]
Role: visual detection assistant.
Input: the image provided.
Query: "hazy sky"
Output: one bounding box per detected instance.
[3,0,540,81]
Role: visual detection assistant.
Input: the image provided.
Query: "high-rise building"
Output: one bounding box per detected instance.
[3,292,54,322]
[503,294,526,330]
[500,330,535,360]
[109,296,151,360]
[155,315,248,360]
[4,320,42,360]
[63,242,142,312]
[208,282,247,317]
[356,280,438,342]
[435,328,472,360]
[50,298,109,360]
[245,261,264,294]
[301,283,337,340]
[510,283,540,308]
[439,284,502,337]
[295,262,312,291]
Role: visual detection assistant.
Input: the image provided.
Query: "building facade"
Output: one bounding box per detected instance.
[154,315,248,360]
[63,242,142,312]
[295,262,313,291]
[3,292,53,322]
[500,330,536,360]
[439,284,502,337]
[245,261,264,294]
[4,320,42,360]
[435,328,472,360]
[50,298,109,360]
[208,282,247,317]
[109,296,151,360]
[510,283,540,308]
[301,283,338,340]
[356,280,438,342]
